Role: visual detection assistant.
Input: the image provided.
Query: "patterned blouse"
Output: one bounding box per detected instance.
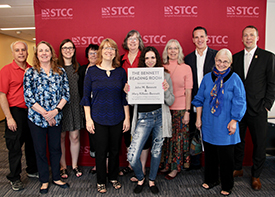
[23,67,70,128]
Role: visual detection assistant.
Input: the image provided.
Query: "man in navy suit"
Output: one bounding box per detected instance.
[185,26,217,170]
[232,25,275,191]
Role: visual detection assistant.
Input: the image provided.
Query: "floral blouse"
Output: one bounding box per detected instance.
[23,67,70,128]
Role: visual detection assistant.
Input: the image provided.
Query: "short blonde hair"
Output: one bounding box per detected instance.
[215,48,233,64]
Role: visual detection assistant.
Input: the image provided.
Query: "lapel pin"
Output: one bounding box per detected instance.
[255,55,258,58]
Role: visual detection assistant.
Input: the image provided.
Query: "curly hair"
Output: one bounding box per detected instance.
[33,41,62,75]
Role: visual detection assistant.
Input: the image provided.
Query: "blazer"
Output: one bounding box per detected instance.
[232,47,275,116]
[184,47,217,100]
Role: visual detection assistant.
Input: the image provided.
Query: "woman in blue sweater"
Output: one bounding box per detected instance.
[192,48,246,196]
[80,38,130,193]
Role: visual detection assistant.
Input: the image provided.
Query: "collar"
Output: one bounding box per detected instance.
[11,60,31,70]
[244,46,257,56]
[195,46,208,57]
[122,50,141,61]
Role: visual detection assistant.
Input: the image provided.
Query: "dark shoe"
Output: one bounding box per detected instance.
[40,183,49,194]
[233,169,243,177]
[220,190,232,196]
[60,169,69,179]
[52,181,70,189]
[27,172,39,178]
[149,181,159,194]
[89,167,96,174]
[73,167,83,178]
[119,166,133,176]
[157,168,169,175]
[185,165,201,171]
[201,181,220,190]
[133,178,146,194]
[165,172,179,180]
[10,180,24,191]
[251,177,261,190]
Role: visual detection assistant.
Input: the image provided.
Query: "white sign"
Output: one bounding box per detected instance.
[128,67,164,104]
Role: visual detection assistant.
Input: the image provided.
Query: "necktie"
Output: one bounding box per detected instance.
[244,53,251,78]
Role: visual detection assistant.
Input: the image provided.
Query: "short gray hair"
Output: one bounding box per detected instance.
[10,41,28,52]
[215,48,233,64]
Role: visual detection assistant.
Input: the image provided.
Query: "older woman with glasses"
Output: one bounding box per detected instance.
[81,38,130,193]
[192,48,246,196]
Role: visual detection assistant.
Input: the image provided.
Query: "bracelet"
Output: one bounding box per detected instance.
[56,107,62,113]
[185,109,191,113]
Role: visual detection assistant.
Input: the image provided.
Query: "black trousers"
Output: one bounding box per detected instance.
[189,109,201,167]
[234,111,267,178]
[94,121,123,184]
[28,120,62,183]
[5,107,37,182]
[204,141,234,191]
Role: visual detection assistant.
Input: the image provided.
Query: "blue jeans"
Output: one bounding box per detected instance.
[128,108,164,181]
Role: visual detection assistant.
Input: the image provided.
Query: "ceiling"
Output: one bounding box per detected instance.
[0,0,35,42]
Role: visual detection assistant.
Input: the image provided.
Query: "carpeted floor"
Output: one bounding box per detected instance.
[0,121,274,196]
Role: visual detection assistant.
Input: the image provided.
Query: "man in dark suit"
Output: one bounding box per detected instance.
[185,26,217,170]
[232,25,275,191]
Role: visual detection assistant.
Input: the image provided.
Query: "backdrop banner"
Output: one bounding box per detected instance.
[34,0,266,166]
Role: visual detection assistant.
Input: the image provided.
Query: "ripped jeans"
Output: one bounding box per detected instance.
[127,108,164,181]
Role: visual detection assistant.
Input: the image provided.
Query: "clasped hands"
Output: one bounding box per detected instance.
[42,109,58,126]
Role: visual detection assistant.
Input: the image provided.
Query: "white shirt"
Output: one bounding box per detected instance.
[195,47,208,88]
[244,46,257,78]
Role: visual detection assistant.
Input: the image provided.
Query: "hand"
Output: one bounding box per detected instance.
[123,118,130,133]
[7,117,17,132]
[227,119,237,135]
[182,111,190,125]
[47,118,56,127]
[124,83,130,94]
[86,119,95,134]
[195,119,202,130]
[162,79,169,92]
[44,109,58,122]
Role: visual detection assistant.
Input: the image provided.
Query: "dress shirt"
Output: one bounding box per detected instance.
[244,46,257,78]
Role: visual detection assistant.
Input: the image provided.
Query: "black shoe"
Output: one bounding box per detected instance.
[52,181,70,189]
[10,180,24,191]
[89,167,96,174]
[133,178,146,194]
[40,183,49,194]
[149,185,159,194]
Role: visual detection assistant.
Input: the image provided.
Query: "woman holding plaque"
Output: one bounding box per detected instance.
[159,39,193,180]
[81,38,130,193]
[192,49,246,196]
[125,46,174,194]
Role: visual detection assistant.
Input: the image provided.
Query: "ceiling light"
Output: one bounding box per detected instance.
[0,4,11,8]
[33,38,36,41]
[0,27,35,31]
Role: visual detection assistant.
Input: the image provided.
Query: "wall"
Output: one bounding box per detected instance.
[0,33,35,121]
[266,0,275,118]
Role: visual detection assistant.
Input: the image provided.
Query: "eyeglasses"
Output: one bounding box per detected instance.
[168,47,178,50]
[62,47,74,51]
[103,47,116,51]
[88,52,97,56]
[128,37,138,42]
[216,59,230,65]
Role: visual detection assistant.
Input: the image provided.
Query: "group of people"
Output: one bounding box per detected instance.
[0,25,274,196]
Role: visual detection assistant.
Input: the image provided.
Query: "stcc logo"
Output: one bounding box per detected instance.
[227,6,259,17]
[41,8,73,18]
[72,36,104,46]
[207,35,229,46]
[101,6,135,17]
[142,35,167,45]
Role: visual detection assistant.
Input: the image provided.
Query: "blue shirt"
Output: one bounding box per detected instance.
[192,72,246,145]
[80,66,127,126]
[23,67,70,128]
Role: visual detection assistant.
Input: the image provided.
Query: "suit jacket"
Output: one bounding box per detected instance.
[232,47,275,116]
[184,47,218,100]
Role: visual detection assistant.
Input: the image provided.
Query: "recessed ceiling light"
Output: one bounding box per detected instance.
[0,4,11,8]
[33,38,36,41]
[0,27,35,31]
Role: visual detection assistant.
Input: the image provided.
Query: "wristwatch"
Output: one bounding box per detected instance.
[56,107,62,113]
[186,109,191,113]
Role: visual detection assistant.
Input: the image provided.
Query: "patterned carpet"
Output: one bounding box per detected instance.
[0,121,274,196]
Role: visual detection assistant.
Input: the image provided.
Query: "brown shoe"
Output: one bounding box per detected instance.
[251,177,261,190]
[233,169,243,177]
